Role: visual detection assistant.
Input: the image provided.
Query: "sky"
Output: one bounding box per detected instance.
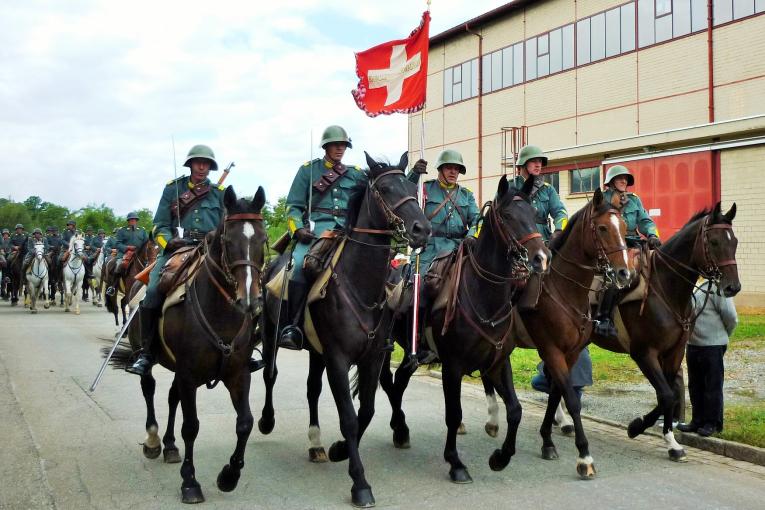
[1,0,509,216]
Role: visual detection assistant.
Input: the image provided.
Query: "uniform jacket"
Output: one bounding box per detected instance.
[61,229,76,248]
[603,189,658,241]
[420,178,480,259]
[511,176,567,241]
[10,233,27,248]
[47,234,63,251]
[1,237,12,254]
[115,226,148,255]
[153,175,225,252]
[25,236,50,254]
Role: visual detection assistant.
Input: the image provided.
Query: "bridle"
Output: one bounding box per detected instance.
[353,168,418,242]
[696,216,737,285]
[479,195,543,278]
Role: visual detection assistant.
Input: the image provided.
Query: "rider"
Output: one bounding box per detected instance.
[279,125,367,350]
[511,145,568,311]
[0,228,10,300]
[594,165,661,337]
[408,149,480,363]
[22,228,50,272]
[82,226,96,301]
[47,226,63,253]
[59,220,77,265]
[91,228,106,263]
[107,212,148,295]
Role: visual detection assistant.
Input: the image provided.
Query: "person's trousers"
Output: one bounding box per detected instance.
[686,344,727,431]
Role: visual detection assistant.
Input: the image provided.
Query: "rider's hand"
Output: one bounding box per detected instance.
[412,159,428,175]
[647,235,661,249]
[165,238,187,252]
[462,236,477,250]
[551,229,564,243]
[294,228,316,244]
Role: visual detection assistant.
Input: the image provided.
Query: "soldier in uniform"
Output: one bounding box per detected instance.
[0,228,11,300]
[59,220,77,266]
[594,165,661,337]
[22,228,50,272]
[0,228,11,256]
[91,228,106,262]
[9,224,28,266]
[46,226,63,253]
[82,226,96,301]
[511,145,568,312]
[107,212,148,295]
[279,125,367,349]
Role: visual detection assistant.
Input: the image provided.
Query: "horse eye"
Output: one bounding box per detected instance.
[597,224,608,234]
[710,238,720,247]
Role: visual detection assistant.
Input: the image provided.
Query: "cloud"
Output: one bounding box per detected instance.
[0,0,508,219]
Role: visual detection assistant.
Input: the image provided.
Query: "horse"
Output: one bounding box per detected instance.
[24,242,50,313]
[114,186,267,504]
[586,202,740,461]
[105,239,157,327]
[47,245,64,307]
[479,187,632,479]
[259,152,430,508]
[62,235,87,314]
[88,247,104,307]
[7,242,27,306]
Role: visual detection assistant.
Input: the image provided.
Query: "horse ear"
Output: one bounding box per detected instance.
[224,186,237,210]
[521,174,534,197]
[364,151,376,171]
[592,187,604,207]
[398,151,409,171]
[723,202,737,222]
[713,201,722,217]
[497,174,509,198]
[252,186,266,212]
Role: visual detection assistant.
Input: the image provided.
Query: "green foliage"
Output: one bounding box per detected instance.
[262,196,289,244]
[0,202,32,229]
[718,403,765,448]
[730,314,765,344]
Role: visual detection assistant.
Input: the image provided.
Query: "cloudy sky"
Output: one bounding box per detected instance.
[1,0,508,216]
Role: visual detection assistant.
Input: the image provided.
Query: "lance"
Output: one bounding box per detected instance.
[410,109,427,363]
[89,304,141,392]
[217,161,235,186]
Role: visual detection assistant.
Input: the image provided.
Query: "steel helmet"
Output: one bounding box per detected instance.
[46,226,54,232]
[605,165,635,186]
[320,125,352,149]
[126,211,140,221]
[15,224,23,230]
[32,227,42,235]
[98,228,105,234]
[516,145,548,167]
[183,144,219,171]
[435,149,466,174]
[66,220,76,226]
[1,229,9,234]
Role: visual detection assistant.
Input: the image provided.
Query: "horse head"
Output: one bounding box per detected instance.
[34,242,45,259]
[71,236,85,258]
[364,152,431,249]
[491,174,551,275]
[220,185,268,316]
[696,202,740,297]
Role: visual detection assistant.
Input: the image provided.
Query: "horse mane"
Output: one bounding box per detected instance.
[549,198,614,252]
[687,207,713,224]
[343,176,369,232]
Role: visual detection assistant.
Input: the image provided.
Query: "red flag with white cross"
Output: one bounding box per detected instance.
[351,11,430,117]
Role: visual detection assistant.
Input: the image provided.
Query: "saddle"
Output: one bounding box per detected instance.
[157,245,202,296]
[423,249,458,303]
[303,230,343,280]
[121,248,136,271]
[587,246,648,306]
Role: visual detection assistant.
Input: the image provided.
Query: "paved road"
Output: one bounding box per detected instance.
[2,302,764,509]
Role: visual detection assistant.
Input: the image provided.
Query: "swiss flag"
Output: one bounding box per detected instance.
[351,11,430,117]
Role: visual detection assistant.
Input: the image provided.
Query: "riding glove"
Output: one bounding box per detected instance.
[294,228,316,244]
[647,235,662,249]
[412,159,428,175]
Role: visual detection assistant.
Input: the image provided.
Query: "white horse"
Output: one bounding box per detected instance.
[63,235,86,315]
[89,247,104,307]
[24,242,49,314]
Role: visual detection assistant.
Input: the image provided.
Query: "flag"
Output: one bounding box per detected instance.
[351,11,430,117]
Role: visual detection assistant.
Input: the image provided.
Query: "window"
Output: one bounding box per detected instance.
[537,33,550,77]
[525,37,537,80]
[562,24,575,68]
[443,67,452,104]
[542,172,559,194]
[443,58,479,105]
[570,167,601,194]
[733,0,755,18]
[577,18,591,64]
[641,0,709,46]
[714,0,762,25]
[591,13,606,60]
[621,4,636,52]
[578,5,634,64]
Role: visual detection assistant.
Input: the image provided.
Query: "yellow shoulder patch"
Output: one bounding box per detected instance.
[302,160,311,167]
[543,182,550,187]
[353,165,361,171]
[217,184,225,191]
[166,176,184,186]
[463,186,472,193]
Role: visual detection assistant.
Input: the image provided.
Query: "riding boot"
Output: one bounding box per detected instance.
[517,272,543,312]
[126,305,159,376]
[278,280,308,350]
[594,287,620,338]
[106,265,121,296]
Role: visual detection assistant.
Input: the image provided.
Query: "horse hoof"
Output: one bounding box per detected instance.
[668,449,687,462]
[457,422,467,435]
[576,459,596,479]
[541,446,559,460]
[560,424,575,437]
[328,441,349,462]
[44,304,50,309]
[392,428,410,449]
[449,467,473,484]
[75,310,80,315]
[489,449,510,471]
[216,464,241,492]
[627,417,644,439]
[143,443,161,459]
[97,303,103,307]
[351,487,375,508]
[164,447,182,464]
[30,310,37,314]
[181,485,205,504]
[309,447,328,463]
[258,416,275,435]
[484,423,499,438]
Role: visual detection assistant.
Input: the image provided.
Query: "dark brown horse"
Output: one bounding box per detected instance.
[589,202,740,461]
[105,239,157,327]
[259,153,430,507]
[7,242,27,306]
[115,186,267,504]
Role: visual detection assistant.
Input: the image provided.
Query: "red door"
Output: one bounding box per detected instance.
[605,151,715,239]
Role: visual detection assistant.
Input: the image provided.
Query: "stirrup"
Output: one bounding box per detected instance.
[278,326,303,350]
[594,318,617,338]
[105,286,116,296]
[125,354,153,376]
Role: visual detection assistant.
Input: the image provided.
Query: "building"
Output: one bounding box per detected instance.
[409,0,765,306]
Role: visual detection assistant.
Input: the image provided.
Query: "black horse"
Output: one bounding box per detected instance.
[8,241,27,306]
[259,152,430,507]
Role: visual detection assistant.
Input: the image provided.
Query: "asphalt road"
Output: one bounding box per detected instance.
[1,302,764,510]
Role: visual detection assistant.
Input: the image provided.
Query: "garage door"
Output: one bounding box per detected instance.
[605,151,716,239]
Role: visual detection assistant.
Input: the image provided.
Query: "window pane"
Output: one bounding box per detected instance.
[621,4,636,52]
[692,0,708,31]
[674,0,692,36]
[562,24,575,69]
[502,47,513,88]
[734,0,755,18]
[482,54,491,94]
[550,28,562,73]
[570,167,600,193]
[471,59,479,97]
[591,13,606,61]
[452,63,461,82]
[513,43,524,84]
[577,18,591,64]
[638,0,655,47]
[542,173,559,194]
[461,61,471,100]
[453,83,461,102]
[606,7,621,57]
[656,11,673,42]
[491,51,502,91]
[757,0,765,14]
[538,53,549,77]
[443,68,453,104]
[526,38,537,80]
[715,0,733,24]
[538,33,549,54]
[656,0,672,16]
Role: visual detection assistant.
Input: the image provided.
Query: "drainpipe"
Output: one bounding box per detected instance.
[707,0,715,123]
[465,23,483,205]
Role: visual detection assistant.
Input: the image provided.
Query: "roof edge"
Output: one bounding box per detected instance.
[429,0,538,46]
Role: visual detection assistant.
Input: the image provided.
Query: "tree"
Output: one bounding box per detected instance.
[0,202,32,230]
[262,196,288,243]
[133,209,154,233]
[74,204,121,233]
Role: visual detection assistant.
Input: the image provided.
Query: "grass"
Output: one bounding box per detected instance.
[717,403,765,448]
[729,313,765,350]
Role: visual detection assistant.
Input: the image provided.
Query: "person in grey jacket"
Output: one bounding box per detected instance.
[677,281,738,437]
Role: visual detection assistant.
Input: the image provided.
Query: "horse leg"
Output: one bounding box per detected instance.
[42,278,50,309]
[140,371,162,459]
[178,379,204,504]
[162,379,182,463]
[481,375,500,438]
[307,350,328,462]
[442,360,471,484]
[487,360,522,471]
[379,351,416,449]
[325,357,374,508]
[217,370,254,493]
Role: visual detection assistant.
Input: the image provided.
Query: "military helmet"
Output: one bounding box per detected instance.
[85,225,93,231]
[2,229,9,234]
[126,211,140,221]
[32,227,42,235]
[15,223,23,230]
[183,144,218,171]
[516,145,548,167]
[604,165,634,186]
[66,220,76,226]
[320,125,352,149]
[46,226,54,232]
[435,149,466,174]
[98,228,105,234]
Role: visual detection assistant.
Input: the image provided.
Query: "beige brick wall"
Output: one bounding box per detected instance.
[578,53,638,113]
[480,13,526,55]
[578,106,638,144]
[442,34,480,68]
[576,0,621,19]
[526,72,577,127]
[713,15,765,88]
[524,0,576,36]
[638,33,708,101]
[482,85,527,135]
[714,77,765,122]
[721,145,765,306]
[638,91,708,134]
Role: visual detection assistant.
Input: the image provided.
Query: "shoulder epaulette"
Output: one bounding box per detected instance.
[302,158,320,168]
[352,165,362,171]
[463,186,473,193]
[543,182,551,187]
[424,179,436,184]
[166,176,185,186]
[217,184,225,191]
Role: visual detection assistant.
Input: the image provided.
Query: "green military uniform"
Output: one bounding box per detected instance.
[1,231,13,255]
[603,189,657,247]
[47,230,63,252]
[10,231,27,249]
[511,175,567,242]
[285,157,367,283]
[115,225,148,266]
[61,225,77,250]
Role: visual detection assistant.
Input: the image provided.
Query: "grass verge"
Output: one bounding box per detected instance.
[717,403,765,448]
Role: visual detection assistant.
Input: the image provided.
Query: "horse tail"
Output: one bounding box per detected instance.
[100,340,136,370]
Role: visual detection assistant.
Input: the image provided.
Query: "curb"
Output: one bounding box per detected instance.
[409,365,765,467]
